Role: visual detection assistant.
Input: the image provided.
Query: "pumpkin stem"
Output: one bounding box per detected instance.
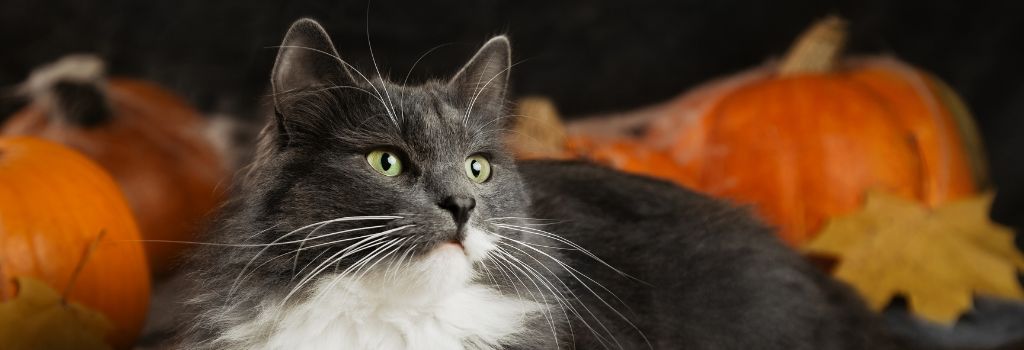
[62,229,107,305]
[778,16,848,75]
[20,54,113,128]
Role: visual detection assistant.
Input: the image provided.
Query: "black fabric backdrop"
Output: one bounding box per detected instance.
[1,0,1021,240]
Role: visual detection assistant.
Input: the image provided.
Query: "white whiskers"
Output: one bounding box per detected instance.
[280,224,415,308]
[475,219,653,350]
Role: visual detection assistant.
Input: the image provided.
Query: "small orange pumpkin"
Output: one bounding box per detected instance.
[645,17,987,245]
[2,55,227,274]
[0,136,151,349]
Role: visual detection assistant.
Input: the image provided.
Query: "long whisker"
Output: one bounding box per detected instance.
[293,245,335,280]
[270,236,397,326]
[364,3,400,127]
[122,223,383,248]
[269,44,395,126]
[281,225,414,307]
[283,237,391,309]
[289,224,389,274]
[223,217,398,299]
[488,249,564,349]
[385,242,418,282]
[492,248,601,349]
[495,223,649,286]
[242,223,283,243]
[401,42,454,89]
[488,254,570,346]
[271,84,377,100]
[493,233,652,350]
[462,59,529,126]
[351,237,408,285]
[229,229,390,292]
[486,217,563,225]
[492,243,616,349]
[491,230,637,315]
[303,237,407,313]
[292,233,392,297]
[398,42,455,121]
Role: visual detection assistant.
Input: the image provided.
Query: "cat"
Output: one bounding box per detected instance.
[174,18,906,350]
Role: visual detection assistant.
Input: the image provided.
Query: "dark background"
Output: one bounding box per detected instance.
[1,0,1021,237]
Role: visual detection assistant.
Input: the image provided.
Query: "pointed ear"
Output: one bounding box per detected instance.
[448,36,511,115]
[270,18,355,147]
[271,18,355,107]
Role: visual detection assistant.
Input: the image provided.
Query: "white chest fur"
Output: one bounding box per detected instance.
[217,234,542,350]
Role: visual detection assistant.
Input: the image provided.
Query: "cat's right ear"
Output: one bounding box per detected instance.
[270,18,355,142]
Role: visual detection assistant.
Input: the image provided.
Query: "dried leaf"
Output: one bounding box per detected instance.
[805,191,1024,324]
[0,277,112,350]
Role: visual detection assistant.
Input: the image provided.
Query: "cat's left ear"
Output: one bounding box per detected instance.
[448,36,511,119]
[270,18,358,146]
[271,18,357,109]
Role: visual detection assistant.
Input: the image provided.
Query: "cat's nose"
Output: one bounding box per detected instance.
[438,196,476,228]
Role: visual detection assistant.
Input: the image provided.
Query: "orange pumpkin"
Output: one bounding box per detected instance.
[0,136,151,349]
[3,55,227,274]
[643,17,987,245]
[565,136,699,186]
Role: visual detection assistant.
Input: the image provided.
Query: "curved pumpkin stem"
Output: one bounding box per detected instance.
[20,54,113,127]
[62,229,106,305]
[778,16,848,75]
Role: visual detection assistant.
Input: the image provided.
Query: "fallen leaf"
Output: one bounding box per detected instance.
[805,191,1024,324]
[0,277,112,350]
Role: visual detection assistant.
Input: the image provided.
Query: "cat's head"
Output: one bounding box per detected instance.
[237,18,528,293]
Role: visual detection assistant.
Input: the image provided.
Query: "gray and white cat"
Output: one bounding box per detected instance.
[175,18,906,350]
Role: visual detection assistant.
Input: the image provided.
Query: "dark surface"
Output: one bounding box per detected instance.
[884,296,1024,349]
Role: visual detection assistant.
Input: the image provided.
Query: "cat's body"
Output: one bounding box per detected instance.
[175,18,904,349]
[517,161,900,349]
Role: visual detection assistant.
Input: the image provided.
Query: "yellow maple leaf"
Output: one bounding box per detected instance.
[0,277,112,350]
[804,191,1024,324]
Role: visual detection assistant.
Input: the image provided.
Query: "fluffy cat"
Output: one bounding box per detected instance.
[175,18,905,349]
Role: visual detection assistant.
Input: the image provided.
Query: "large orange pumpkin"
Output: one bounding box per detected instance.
[0,136,151,349]
[646,17,987,245]
[521,17,987,246]
[2,55,227,274]
[566,136,699,186]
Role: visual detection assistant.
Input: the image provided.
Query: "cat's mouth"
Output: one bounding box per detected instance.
[445,239,465,250]
[435,239,469,258]
[434,226,494,262]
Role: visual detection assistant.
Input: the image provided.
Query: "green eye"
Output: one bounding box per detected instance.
[464,155,491,183]
[366,150,403,176]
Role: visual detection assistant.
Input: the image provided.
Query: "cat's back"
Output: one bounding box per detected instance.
[516,160,902,349]
[517,159,784,258]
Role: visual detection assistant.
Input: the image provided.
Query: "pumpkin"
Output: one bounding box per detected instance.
[509,98,695,183]
[2,55,228,274]
[645,17,987,245]
[0,136,151,349]
[566,136,698,186]
[514,17,988,246]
